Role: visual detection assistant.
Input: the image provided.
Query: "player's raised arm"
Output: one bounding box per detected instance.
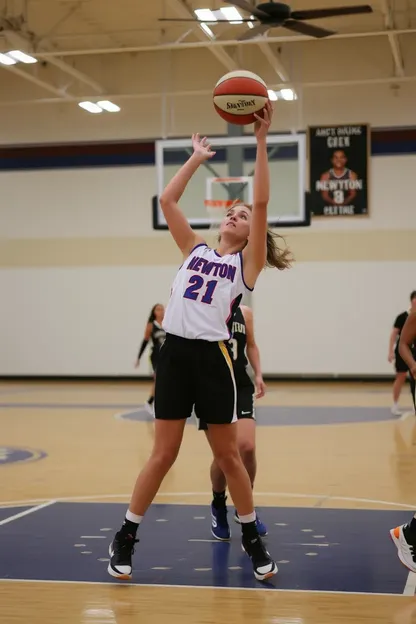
[159,134,216,258]
[399,312,416,376]
[242,102,272,288]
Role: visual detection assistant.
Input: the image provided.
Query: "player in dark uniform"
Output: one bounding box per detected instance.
[135,303,165,413]
[319,150,358,207]
[390,310,416,572]
[197,304,268,539]
[388,291,416,415]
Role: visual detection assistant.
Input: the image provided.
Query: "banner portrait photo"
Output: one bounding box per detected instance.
[308,124,370,217]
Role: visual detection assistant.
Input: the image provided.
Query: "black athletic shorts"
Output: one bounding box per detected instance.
[150,352,158,373]
[410,375,416,411]
[197,381,255,431]
[154,333,237,425]
[395,348,409,373]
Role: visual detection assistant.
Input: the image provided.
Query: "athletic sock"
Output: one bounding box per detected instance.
[239,511,258,540]
[120,510,142,538]
[212,490,226,508]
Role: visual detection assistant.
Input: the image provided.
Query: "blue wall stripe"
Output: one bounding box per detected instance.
[0,131,416,171]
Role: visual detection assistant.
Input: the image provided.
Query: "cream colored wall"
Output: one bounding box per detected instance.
[0,152,415,376]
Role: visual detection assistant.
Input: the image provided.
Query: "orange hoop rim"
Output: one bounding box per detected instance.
[204,199,235,208]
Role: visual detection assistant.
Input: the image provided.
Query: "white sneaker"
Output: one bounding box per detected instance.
[144,402,154,415]
[391,406,402,416]
[390,523,416,572]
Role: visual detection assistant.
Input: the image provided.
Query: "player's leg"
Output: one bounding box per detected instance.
[392,353,408,414]
[196,342,277,581]
[232,385,267,536]
[108,335,194,580]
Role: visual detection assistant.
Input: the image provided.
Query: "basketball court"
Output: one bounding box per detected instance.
[1,380,415,623]
[1,0,416,622]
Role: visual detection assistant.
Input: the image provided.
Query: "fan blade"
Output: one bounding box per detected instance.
[223,0,269,20]
[158,18,256,22]
[291,5,372,20]
[237,22,271,40]
[284,19,334,37]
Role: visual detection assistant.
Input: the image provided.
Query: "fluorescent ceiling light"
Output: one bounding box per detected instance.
[0,52,17,65]
[194,8,217,22]
[97,100,121,112]
[280,88,297,100]
[200,23,215,37]
[267,89,278,101]
[7,50,37,64]
[78,101,103,114]
[220,6,243,23]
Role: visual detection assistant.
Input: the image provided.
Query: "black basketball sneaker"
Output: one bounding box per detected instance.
[242,535,278,581]
[108,531,139,580]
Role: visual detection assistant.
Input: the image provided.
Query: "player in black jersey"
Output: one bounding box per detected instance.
[135,303,165,414]
[390,311,416,573]
[197,304,267,539]
[388,291,416,415]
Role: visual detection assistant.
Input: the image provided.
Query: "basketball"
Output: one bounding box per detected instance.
[213,70,269,125]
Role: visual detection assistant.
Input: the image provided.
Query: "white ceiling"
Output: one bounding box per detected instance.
[0,0,415,106]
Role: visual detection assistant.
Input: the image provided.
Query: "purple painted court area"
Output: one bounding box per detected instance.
[0,503,411,593]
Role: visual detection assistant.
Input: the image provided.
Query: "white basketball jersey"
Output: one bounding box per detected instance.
[163,243,251,341]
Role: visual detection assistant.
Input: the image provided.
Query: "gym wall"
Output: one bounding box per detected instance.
[0,127,414,377]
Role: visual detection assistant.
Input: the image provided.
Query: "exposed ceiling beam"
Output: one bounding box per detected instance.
[33,27,416,57]
[381,0,404,77]
[3,28,105,93]
[1,73,416,107]
[0,64,72,98]
[166,0,238,71]
[257,41,289,82]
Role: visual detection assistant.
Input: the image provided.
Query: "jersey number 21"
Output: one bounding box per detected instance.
[183,275,218,305]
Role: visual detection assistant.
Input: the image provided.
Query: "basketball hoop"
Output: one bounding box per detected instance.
[204,199,230,229]
[204,176,253,229]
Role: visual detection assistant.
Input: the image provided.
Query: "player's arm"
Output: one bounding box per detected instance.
[399,313,416,375]
[241,305,266,399]
[159,134,216,258]
[242,102,273,289]
[135,322,152,367]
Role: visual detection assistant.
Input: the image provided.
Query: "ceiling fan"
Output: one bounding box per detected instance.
[159,0,373,40]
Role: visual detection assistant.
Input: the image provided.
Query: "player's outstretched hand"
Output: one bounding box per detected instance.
[254,100,273,141]
[192,133,216,160]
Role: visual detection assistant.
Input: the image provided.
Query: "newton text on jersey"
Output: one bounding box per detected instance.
[187,255,237,283]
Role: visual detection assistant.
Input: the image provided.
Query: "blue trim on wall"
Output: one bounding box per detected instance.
[1,129,416,171]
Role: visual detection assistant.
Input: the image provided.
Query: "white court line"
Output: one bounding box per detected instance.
[403,572,416,595]
[0,492,415,510]
[0,577,408,597]
[0,501,56,526]
[80,535,106,539]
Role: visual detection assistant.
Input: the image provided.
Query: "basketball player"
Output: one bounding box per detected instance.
[388,291,416,415]
[135,304,166,414]
[196,304,268,539]
[108,102,292,582]
[319,150,358,206]
[389,311,416,572]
